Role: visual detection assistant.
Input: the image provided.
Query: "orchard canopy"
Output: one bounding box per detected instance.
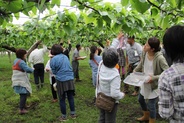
[0,0,184,49]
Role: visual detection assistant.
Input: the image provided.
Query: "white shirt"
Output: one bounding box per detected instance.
[45,59,55,84]
[140,53,158,99]
[28,45,47,65]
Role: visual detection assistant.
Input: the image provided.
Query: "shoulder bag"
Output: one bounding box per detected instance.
[95,62,115,112]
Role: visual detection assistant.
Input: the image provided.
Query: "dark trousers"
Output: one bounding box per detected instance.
[124,63,139,92]
[33,63,44,86]
[51,76,57,99]
[72,61,79,79]
[59,90,75,116]
[98,103,118,123]
[19,94,27,110]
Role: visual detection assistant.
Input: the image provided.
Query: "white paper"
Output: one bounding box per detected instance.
[123,72,149,86]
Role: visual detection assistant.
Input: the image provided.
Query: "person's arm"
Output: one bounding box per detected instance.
[110,75,125,100]
[42,45,48,53]
[50,58,57,75]
[19,60,34,73]
[45,60,51,72]
[151,55,169,82]
[68,40,72,52]
[134,52,145,72]
[158,73,174,119]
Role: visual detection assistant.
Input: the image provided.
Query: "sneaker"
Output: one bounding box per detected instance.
[19,109,28,115]
[70,114,77,119]
[58,116,67,122]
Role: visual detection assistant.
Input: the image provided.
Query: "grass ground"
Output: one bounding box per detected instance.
[0,50,168,123]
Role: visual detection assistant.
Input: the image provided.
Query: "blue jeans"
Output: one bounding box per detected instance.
[138,94,158,118]
[59,90,75,117]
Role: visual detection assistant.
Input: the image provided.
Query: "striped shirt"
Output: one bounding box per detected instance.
[158,63,184,123]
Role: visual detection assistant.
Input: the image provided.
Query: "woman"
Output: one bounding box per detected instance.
[89,46,102,86]
[12,49,34,114]
[45,52,57,103]
[96,48,125,123]
[134,37,169,123]
[158,25,184,122]
[50,44,76,121]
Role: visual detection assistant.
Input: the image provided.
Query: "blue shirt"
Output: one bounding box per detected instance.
[89,55,102,86]
[50,53,74,82]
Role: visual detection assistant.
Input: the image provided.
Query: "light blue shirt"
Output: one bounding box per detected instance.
[89,55,102,86]
[50,53,74,82]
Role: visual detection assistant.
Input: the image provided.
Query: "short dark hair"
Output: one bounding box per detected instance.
[163,25,184,63]
[51,44,63,55]
[76,44,81,49]
[148,37,161,52]
[16,49,27,59]
[128,35,135,39]
[102,48,119,68]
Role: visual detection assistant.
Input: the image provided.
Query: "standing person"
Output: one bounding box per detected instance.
[116,34,126,80]
[89,46,102,87]
[50,44,76,121]
[96,48,125,123]
[72,44,86,82]
[28,44,47,90]
[134,37,169,123]
[158,25,184,123]
[45,52,57,103]
[125,36,142,96]
[60,40,72,59]
[12,49,34,114]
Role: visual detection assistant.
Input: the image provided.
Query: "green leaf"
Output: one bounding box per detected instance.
[166,0,176,8]
[14,13,20,20]
[102,15,111,25]
[121,0,129,6]
[122,23,131,32]
[51,0,61,7]
[0,17,4,25]
[130,0,150,13]
[97,18,103,29]
[151,7,158,17]
[160,16,169,29]
[63,25,72,35]
[32,6,37,15]
[112,23,122,33]
[6,0,22,13]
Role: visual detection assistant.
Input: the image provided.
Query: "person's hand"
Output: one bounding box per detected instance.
[117,32,124,40]
[68,40,71,44]
[146,75,153,83]
[106,40,110,46]
[45,69,50,72]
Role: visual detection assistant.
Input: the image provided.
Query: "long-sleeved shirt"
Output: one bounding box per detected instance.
[50,53,74,82]
[96,61,124,102]
[28,45,47,65]
[158,63,184,123]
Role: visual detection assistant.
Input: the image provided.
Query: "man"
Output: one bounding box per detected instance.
[72,44,86,82]
[28,44,47,90]
[124,36,142,96]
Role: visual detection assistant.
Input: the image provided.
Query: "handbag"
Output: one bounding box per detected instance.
[95,92,115,112]
[95,62,115,112]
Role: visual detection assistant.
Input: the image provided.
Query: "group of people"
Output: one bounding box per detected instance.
[11,25,184,123]
[11,40,86,121]
[89,25,184,123]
